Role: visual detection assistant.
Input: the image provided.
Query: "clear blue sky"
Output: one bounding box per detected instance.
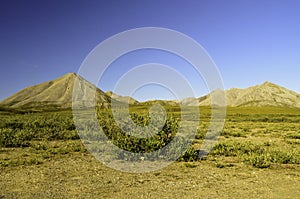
[1,0,300,101]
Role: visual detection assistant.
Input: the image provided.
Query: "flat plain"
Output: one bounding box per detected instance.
[0,106,299,198]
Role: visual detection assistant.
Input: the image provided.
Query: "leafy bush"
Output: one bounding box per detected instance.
[177,147,199,162]
[96,110,180,154]
[245,154,271,168]
[0,128,17,147]
[0,128,33,147]
[0,113,79,147]
[212,141,299,168]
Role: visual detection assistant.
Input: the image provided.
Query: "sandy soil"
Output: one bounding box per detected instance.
[1,153,299,199]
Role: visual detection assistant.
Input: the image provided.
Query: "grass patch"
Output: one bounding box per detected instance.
[285,132,300,139]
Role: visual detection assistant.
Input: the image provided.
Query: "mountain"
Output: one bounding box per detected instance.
[0,73,113,109]
[139,99,180,106]
[1,73,299,109]
[105,91,139,105]
[180,97,200,106]
[196,81,300,108]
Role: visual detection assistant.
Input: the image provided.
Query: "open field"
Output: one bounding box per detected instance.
[0,106,299,198]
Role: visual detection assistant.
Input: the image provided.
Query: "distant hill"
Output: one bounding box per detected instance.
[139,99,180,107]
[105,91,139,105]
[180,97,199,106]
[0,73,113,109]
[185,81,300,108]
[1,73,299,109]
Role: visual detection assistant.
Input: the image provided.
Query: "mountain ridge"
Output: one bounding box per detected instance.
[0,73,299,109]
[196,81,300,108]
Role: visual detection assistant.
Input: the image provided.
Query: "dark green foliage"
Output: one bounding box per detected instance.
[212,141,299,168]
[97,110,180,154]
[0,112,79,147]
[177,147,199,162]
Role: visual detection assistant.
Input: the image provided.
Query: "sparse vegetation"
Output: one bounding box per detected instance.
[0,106,300,197]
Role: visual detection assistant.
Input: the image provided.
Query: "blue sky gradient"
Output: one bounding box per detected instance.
[1,0,299,101]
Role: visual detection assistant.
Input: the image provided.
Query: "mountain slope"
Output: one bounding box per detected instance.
[0,73,112,109]
[198,81,300,108]
[105,91,139,105]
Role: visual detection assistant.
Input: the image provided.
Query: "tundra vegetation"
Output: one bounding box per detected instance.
[0,106,299,168]
[0,105,299,197]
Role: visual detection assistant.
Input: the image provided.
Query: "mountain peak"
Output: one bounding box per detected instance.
[0,72,111,109]
[260,81,277,87]
[61,72,77,79]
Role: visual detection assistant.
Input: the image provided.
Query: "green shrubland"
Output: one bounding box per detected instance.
[0,106,299,168]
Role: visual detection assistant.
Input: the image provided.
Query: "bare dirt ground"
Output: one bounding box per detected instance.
[1,153,299,199]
